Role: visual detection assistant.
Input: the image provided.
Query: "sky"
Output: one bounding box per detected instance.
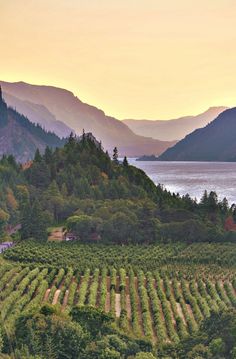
[1,0,236,120]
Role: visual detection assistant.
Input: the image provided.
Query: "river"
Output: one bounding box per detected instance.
[129,159,236,205]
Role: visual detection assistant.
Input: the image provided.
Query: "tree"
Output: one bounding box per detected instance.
[135,353,157,359]
[0,209,9,237]
[209,338,225,357]
[0,323,4,353]
[21,200,48,241]
[123,156,128,167]
[15,309,87,359]
[102,212,138,244]
[66,214,102,241]
[27,160,51,189]
[34,149,42,163]
[44,146,53,164]
[113,147,119,164]
[71,306,113,338]
[0,86,8,128]
[43,180,64,221]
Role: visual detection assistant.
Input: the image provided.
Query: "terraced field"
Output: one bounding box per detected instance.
[1,263,235,344]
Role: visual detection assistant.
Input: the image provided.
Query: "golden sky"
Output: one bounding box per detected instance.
[1,0,236,119]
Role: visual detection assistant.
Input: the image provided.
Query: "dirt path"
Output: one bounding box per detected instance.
[147,294,157,343]
[115,293,121,317]
[186,303,194,318]
[125,276,132,319]
[154,278,169,339]
[176,303,187,325]
[126,295,132,320]
[116,276,120,292]
[74,276,83,305]
[52,289,61,305]
[96,275,102,307]
[134,277,145,335]
[104,276,111,313]
[48,227,65,242]
[105,292,110,313]
[43,288,51,301]
[62,290,69,309]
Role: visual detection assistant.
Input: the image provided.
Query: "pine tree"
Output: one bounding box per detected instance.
[34,149,42,162]
[113,147,119,164]
[123,156,128,167]
[21,200,47,241]
[44,146,53,164]
[82,128,86,142]
[0,85,8,128]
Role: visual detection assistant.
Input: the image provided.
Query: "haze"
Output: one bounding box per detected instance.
[1,0,236,119]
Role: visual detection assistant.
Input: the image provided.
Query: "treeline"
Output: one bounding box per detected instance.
[0,133,236,244]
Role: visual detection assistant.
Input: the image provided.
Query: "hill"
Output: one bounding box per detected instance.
[123,107,227,141]
[158,108,236,161]
[0,81,175,157]
[0,87,63,162]
[0,130,236,359]
[3,92,73,138]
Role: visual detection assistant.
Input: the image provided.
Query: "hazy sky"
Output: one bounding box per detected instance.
[1,0,236,119]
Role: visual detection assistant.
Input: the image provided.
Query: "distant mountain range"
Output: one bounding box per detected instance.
[3,92,72,138]
[0,81,175,157]
[158,108,236,161]
[0,87,63,162]
[123,107,227,141]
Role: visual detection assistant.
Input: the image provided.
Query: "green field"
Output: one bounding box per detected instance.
[0,261,235,344]
[4,240,236,271]
[1,241,236,346]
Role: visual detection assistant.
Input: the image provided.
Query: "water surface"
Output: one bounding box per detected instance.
[129,159,236,204]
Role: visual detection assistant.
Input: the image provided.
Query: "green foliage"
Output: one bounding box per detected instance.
[4,240,236,271]
[134,353,157,359]
[15,310,87,359]
[21,200,48,241]
[66,214,102,241]
[71,305,113,337]
[0,131,233,244]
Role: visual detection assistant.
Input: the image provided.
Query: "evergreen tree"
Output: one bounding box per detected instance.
[34,149,42,162]
[44,146,53,164]
[21,200,47,241]
[113,147,119,164]
[123,156,128,167]
[82,128,86,142]
[0,324,3,353]
[0,85,8,128]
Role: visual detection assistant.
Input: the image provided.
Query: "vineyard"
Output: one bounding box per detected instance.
[3,240,236,271]
[0,261,235,344]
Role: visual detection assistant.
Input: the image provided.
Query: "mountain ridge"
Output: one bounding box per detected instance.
[158,107,236,161]
[0,87,64,162]
[123,106,228,141]
[0,81,175,157]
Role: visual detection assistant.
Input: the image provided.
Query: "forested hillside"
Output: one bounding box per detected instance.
[0,87,64,162]
[0,131,235,245]
[159,107,236,161]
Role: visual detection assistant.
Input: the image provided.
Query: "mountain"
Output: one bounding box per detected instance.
[123,107,228,141]
[0,81,175,157]
[0,87,63,162]
[3,92,73,138]
[158,108,236,161]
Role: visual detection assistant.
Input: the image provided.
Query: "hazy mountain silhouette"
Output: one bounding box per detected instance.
[123,107,227,141]
[158,108,236,161]
[3,92,73,138]
[0,81,175,157]
[0,87,63,162]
